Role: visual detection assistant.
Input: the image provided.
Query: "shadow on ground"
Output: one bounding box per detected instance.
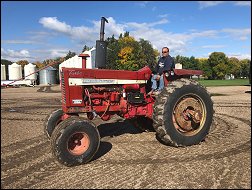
[37,86,61,93]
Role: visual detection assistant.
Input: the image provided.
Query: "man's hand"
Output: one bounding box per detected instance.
[156,74,161,81]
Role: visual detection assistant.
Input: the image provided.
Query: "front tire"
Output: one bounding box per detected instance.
[153,78,214,147]
[50,117,100,167]
[44,109,64,139]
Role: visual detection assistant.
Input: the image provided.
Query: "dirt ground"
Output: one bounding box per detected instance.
[1,84,251,189]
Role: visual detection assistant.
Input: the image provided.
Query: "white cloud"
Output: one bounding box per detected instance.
[38,16,251,58]
[38,17,171,53]
[3,16,245,61]
[226,53,251,60]
[190,30,219,38]
[1,48,31,61]
[1,47,71,62]
[38,17,125,46]
[39,17,72,34]
[234,1,251,7]
[201,45,226,49]
[126,18,169,30]
[50,49,69,57]
[31,48,70,61]
[92,17,125,39]
[221,28,251,41]
[206,51,251,60]
[1,40,36,44]
[198,1,225,9]
[198,1,251,9]
[27,31,57,41]
[152,6,157,11]
[131,28,187,52]
[130,28,219,56]
[158,14,169,18]
[135,1,149,8]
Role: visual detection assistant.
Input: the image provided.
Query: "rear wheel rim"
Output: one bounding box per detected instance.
[67,132,90,155]
[172,94,206,136]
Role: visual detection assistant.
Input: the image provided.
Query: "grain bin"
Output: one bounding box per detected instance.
[8,63,22,80]
[24,63,37,80]
[1,64,6,80]
[39,66,57,85]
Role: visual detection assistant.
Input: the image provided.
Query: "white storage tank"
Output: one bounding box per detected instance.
[8,63,22,80]
[1,64,6,80]
[24,63,37,80]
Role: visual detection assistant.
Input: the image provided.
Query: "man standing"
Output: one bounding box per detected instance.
[149,47,175,95]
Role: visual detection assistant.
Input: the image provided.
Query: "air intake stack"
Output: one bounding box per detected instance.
[95,17,108,69]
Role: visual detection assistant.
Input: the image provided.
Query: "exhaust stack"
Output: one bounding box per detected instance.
[95,17,108,69]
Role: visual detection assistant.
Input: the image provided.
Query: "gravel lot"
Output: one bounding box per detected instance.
[1,84,251,189]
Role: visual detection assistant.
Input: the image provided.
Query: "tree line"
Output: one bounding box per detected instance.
[1,32,250,80]
[174,53,250,79]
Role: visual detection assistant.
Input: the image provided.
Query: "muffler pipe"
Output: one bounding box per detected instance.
[95,17,109,69]
[100,17,108,41]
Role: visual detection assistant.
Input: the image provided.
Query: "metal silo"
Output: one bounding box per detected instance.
[8,63,22,80]
[39,66,57,85]
[1,64,6,80]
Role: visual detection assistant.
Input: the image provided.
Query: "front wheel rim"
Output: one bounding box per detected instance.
[67,132,90,155]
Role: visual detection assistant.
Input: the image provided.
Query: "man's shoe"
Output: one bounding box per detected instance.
[153,90,161,96]
[147,89,154,95]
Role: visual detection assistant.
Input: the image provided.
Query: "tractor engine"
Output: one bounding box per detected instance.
[83,83,151,120]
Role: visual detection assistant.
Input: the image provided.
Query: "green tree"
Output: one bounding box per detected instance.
[33,61,44,69]
[16,60,29,68]
[214,62,229,79]
[138,38,159,71]
[197,58,212,79]
[115,34,159,71]
[174,55,190,69]
[239,59,250,78]
[116,35,141,70]
[82,45,91,53]
[189,56,199,70]
[52,57,65,70]
[105,33,169,71]
[17,60,29,77]
[119,33,123,39]
[65,51,76,60]
[117,46,137,70]
[208,52,229,79]
[1,59,12,66]
[124,31,130,37]
[106,35,120,69]
[227,57,240,78]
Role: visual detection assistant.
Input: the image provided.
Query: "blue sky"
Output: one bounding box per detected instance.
[1,1,251,62]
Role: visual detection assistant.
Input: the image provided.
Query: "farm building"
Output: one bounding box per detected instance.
[59,47,96,72]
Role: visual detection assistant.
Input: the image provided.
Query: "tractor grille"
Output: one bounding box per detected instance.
[61,71,66,104]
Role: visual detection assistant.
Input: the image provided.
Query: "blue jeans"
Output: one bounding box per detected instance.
[151,74,164,91]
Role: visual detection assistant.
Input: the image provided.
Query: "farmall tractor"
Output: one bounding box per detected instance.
[44,17,214,166]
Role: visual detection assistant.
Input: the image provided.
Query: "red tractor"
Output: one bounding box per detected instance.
[44,17,214,166]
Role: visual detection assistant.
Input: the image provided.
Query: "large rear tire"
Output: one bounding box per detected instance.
[153,78,214,147]
[50,117,100,167]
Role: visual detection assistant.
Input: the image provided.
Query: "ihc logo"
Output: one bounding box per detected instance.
[69,70,83,76]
